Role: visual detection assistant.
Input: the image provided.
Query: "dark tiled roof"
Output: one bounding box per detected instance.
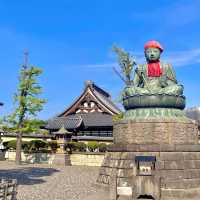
[45,113,113,130]
[45,116,83,130]
[93,89,121,115]
[57,81,121,117]
[90,81,110,98]
[78,113,113,127]
[1,132,53,139]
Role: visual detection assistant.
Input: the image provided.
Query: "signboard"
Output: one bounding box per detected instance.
[117,187,132,196]
[135,156,156,176]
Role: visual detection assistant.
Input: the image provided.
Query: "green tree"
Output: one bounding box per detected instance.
[2,52,46,164]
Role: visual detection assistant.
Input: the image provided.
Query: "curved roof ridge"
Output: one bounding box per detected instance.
[55,80,121,117]
[93,89,121,115]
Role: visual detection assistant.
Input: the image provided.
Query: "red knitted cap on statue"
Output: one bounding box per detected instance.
[144,40,164,52]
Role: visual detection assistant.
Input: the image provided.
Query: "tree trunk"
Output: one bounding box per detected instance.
[15,132,22,165]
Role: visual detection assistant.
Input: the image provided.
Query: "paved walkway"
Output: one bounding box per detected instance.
[0,161,109,200]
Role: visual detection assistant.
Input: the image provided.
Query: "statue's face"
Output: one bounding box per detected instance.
[145,47,161,62]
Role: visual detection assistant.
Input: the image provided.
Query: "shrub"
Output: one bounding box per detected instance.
[2,141,9,150]
[98,143,107,152]
[64,141,87,152]
[28,140,48,151]
[75,142,87,152]
[87,141,99,152]
[3,140,33,151]
[6,140,17,150]
[64,141,77,152]
[48,141,59,153]
[22,141,30,152]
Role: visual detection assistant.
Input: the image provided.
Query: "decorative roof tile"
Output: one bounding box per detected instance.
[46,116,83,130]
[45,113,113,130]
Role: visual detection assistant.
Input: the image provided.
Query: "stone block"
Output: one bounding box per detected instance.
[161,188,200,199]
[175,144,200,152]
[159,170,184,179]
[119,152,129,159]
[160,144,176,152]
[161,189,187,199]
[184,160,200,169]
[160,152,184,161]
[184,152,200,160]
[164,161,184,170]
[117,169,132,178]
[183,179,200,189]
[110,160,119,168]
[156,161,165,170]
[138,144,160,152]
[184,169,200,179]
[163,179,186,189]
[118,160,134,169]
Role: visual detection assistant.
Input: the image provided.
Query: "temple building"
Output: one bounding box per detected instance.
[45,81,121,142]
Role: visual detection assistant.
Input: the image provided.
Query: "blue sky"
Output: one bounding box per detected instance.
[0,0,200,119]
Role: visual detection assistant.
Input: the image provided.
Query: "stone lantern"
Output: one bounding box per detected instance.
[54,125,72,153]
[52,126,72,166]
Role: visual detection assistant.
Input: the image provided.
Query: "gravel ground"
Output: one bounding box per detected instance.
[0,161,109,200]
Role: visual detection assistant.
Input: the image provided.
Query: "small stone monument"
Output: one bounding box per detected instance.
[98,41,200,199]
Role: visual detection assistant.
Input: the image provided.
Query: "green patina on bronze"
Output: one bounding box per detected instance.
[113,41,187,120]
[124,108,187,120]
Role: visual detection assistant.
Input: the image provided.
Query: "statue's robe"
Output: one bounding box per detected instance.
[124,62,183,96]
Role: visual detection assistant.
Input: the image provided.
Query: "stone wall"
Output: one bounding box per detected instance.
[70,153,105,166]
[5,151,54,164]
[5,151,105,166]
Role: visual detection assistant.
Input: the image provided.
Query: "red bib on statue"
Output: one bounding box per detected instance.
[147,62,162,77]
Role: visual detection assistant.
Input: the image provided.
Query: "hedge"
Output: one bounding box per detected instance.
[28,140,48,151]
[3,140,49,152]
[64,141,108,153]
[48,141,59,153]
[3,140,108,153]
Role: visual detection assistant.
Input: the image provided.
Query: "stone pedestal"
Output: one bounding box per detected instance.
[52,153,71,166]
[98,118,200,199]
[114,118,199,145]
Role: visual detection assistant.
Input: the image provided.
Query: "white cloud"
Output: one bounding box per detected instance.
[77,48,200,70]
[164,48,200,67]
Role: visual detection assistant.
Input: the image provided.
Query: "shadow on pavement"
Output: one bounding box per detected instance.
[0,166,59,185]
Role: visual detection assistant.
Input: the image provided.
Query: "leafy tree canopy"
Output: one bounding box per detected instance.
[0,64,47,134]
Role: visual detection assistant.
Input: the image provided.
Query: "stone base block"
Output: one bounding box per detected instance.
[52,153,71,166]
[114,118,198,145]
[97,150,200,199]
